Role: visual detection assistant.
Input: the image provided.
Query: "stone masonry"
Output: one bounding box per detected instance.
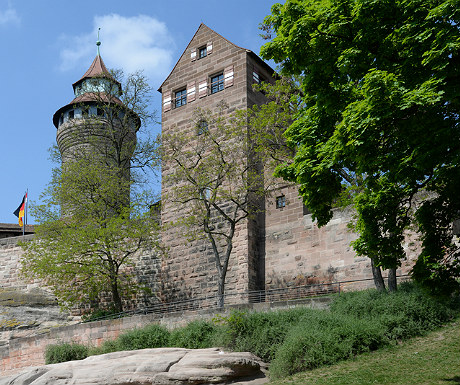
[159,24,275,301]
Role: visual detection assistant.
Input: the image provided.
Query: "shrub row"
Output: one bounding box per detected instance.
[45,283,458,379]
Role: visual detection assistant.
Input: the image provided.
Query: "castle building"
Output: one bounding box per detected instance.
[159,24,418,302]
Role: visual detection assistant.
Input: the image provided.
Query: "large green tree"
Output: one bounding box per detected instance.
[260,0,460,294]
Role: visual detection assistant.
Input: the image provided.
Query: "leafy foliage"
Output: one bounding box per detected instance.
[169,320,218,349]
[21,70,161,312]
[115,324,170,351]
[269,311,386,379]
[260,0,460,293]
[45,343,89,364]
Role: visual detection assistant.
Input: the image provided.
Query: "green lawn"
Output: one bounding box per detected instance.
[268,319,460,385]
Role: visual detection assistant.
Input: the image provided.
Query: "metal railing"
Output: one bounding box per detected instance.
[84,275,410,323]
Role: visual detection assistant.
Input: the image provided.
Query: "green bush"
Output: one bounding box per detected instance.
[218,308,310,362]
[169,320,217,349]
[330,282,456,340]
[88,338,122,356]
[269,310,387,379]
[115,324,170,351]
[45,342,88,364]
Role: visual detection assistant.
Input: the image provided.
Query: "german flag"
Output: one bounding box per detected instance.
[13,193,27,227]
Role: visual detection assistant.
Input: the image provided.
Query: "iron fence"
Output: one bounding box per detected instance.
[85,275,410,323]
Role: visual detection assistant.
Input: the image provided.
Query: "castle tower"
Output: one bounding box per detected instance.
[53,43,139,212]
[159,24,276,302]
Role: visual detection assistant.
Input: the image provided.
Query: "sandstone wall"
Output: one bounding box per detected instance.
[264,184,419,289]
[160,24,273,301]
[0,236,41,292]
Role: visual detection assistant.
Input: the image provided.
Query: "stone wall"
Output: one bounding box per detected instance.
[264,184,419,289]
[160,24,274,301]
[0,296,331,377]
[0,235,42,292]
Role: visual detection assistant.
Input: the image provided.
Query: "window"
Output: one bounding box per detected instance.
[211,73,224,94]
[68,110,74,120]
[81,107,89,117]
[276,195,286,209]
[197,120,208,135]
[199,46,207,59]
[200,187,211,200]
[97,108,105,117]
[175,89,187,108]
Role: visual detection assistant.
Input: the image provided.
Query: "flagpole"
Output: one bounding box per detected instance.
[23,189,28,236]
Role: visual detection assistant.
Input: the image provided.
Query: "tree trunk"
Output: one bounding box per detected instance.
[388,267,397,292]
[371,258,386,291]
[111,279,123,313]
[217,276,225,309]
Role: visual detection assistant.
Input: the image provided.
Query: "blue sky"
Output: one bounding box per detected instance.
[0,0,282,224]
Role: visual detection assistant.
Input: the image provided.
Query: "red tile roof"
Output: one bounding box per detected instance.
[72,54,115,89]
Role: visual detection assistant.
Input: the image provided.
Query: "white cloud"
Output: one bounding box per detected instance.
[0,6,20,26]
[59,14,175,86]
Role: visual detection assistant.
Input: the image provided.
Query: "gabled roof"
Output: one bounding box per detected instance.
[158,23,275,93]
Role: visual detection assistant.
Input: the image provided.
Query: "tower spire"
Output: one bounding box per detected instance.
[96,27,101,56]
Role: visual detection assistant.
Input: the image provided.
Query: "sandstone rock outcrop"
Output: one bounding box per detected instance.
[0,348,268,385]
[0,288,78,346]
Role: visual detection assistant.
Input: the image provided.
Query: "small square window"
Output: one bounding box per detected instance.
[175,89,187,108]
[276,195,286,209]
[211,73,224,94]
[199,46,207,59]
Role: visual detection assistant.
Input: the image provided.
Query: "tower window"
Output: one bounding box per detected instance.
[68,110,74,120]
[197,120,208,135]
[210,73,224,94]
[175,89,187,108]
[97,108,105,117]
[276,195,286,209]
[198,46,207,59]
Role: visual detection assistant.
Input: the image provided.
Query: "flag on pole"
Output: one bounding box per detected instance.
[13,193,27,227]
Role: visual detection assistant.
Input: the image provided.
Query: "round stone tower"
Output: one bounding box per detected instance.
[52,46,140,211]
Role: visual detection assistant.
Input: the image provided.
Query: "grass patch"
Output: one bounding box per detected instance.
[267,319,460,385]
